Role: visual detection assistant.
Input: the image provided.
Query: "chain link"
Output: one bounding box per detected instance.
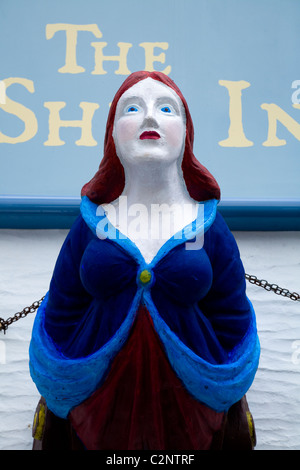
[0,273,299,333]
[245,274,300,301]
[0,296,45,334]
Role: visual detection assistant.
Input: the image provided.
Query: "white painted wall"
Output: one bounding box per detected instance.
[0,228,299,450]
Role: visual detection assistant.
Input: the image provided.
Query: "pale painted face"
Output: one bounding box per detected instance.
[112,78,186,166]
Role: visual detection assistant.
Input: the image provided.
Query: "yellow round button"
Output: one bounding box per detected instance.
[139,269,152,284]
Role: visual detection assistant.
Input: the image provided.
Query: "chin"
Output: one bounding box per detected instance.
[135,149,179,163]
[138,157,176,167]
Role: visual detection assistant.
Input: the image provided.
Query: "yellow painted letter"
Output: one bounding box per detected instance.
[139,42,171,75]
[261,103,300,146]
[46,24,103,73]
[0,77,38,144]
[43,101,99,146]
[0,80,6,105]
[218,80,253,147]
[91,42,132,75]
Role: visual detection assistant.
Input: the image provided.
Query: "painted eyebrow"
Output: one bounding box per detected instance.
[120,96,144,107]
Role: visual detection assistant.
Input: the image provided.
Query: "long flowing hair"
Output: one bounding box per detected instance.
[81,71,220,203]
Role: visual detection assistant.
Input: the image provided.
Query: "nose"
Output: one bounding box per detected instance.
[142,103,159,129]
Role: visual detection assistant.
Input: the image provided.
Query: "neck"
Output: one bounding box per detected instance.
[120,160,192,208]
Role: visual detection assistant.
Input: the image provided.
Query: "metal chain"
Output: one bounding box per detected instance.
[0,273,299,333]
[0,296,45,334]
[245,274,300,302]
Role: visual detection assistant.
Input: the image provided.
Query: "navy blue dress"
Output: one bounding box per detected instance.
[29,196,260,449]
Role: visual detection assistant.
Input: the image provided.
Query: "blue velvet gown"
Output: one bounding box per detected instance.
[29,196,260,449]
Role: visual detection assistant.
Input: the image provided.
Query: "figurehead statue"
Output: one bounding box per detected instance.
[30,71,260,450]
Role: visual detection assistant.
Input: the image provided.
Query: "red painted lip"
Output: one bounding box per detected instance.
[140,131,160,140]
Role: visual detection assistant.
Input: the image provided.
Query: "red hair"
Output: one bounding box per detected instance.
[81,71,220,203]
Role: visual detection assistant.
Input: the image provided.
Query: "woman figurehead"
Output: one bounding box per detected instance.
[31,72,259,451]
[81,71,220,204]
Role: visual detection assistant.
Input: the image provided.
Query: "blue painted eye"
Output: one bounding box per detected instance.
[161,106,172,113]
[127,105,138,113]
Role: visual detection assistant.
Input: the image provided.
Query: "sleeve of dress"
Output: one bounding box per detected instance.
[43,215,93,349]
[199,211,256,352]
[29,214,139,418]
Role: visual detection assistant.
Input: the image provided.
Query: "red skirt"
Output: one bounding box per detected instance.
[69,306,225,450]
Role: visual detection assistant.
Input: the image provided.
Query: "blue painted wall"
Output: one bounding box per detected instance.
[0,0,299,228]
